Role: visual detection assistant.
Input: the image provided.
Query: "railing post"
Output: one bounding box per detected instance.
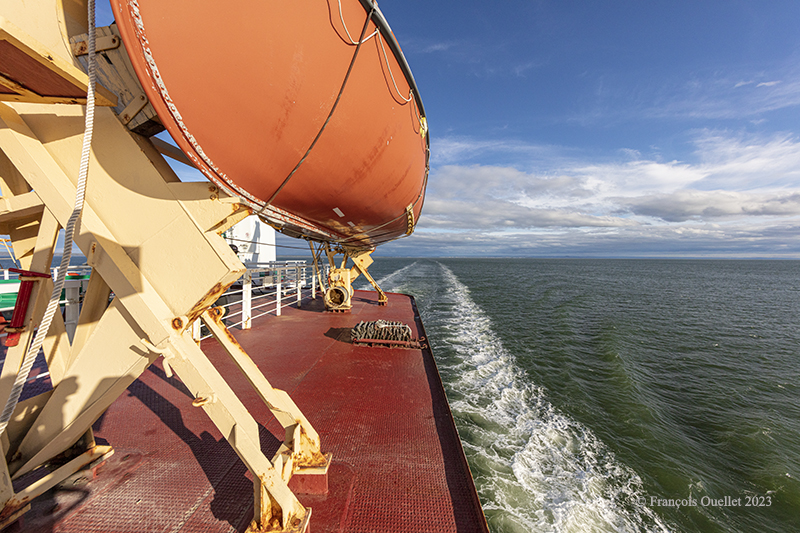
[242,269,252,329]
[311,266,316,299]
[192,318,201,343]
[296,265,301,308]
[276,268,282,317]
[64,280,80,342]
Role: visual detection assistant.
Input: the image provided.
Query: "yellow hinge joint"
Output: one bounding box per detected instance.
[405,204,415,235]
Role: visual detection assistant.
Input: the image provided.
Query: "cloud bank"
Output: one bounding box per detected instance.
[383,130,800,257]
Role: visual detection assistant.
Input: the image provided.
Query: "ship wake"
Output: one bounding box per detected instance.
[377,260,672,533]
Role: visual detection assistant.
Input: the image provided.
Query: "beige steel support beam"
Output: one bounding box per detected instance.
[348,249,388,305]
[10,299,155,478]
[0,150,39,270]
[0,208,59,441]
[39,275,72,386]
[0,191,44,225]
[167,181,252,235]
[2,391,51,462]
[0,103,180,339]
[202,308,326,471]
[321,245,388,310]
[0,99,316,531]
[308,240,326,296]
[0,445,112,529]
[143,331,308,530]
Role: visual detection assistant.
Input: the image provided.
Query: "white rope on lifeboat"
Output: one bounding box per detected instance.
[338,0,412,103]
[263,4,377,207]
[338,0,379,44]
[377,33,413,103]
[0,0,98,434]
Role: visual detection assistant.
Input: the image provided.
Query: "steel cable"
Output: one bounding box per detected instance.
[262,4,377,207]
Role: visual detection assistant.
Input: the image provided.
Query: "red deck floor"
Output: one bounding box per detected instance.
[6,291,489,532]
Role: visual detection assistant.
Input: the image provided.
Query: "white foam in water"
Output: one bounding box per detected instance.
[355,260,420,291]
[381,262,672,533]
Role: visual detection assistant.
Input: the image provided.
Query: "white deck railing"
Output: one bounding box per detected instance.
[0,261,329,343]
[0,265,93,341]
[192,261,330,341]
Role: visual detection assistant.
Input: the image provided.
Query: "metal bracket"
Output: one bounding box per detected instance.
[71,30,121,56]
[349,249,388,306]
[404,203,415,235]
[320,245,388,310]
[119,91,148,125]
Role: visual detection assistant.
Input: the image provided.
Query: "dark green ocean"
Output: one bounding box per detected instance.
[358,258,800,533]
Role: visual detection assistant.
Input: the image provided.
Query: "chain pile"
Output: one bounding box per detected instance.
[351,320,412,343]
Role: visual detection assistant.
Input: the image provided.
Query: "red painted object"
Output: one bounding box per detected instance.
[111,0,429,247]
[4,268,50,347]
[10,291,488,532]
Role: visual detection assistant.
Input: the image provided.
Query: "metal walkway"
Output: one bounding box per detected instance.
[5,291,488,532]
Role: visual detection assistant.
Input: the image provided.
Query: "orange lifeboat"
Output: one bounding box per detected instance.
[111,0,429,248]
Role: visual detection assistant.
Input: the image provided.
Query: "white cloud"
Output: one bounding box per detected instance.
[574,59,800,124]
[569,160,705,196]
[513,62,537,77]
[399,131,800,256]
[431,137,569,166]
[645,81,799,120]
[692,131,800,190]
[421,42,456,53]
[385,220,800,258]
[617,190,800,222]
[653,72,800,119]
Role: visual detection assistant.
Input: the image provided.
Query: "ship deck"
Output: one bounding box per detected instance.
[5,290,488,533]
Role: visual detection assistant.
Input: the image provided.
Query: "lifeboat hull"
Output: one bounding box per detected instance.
[111,0,429,248]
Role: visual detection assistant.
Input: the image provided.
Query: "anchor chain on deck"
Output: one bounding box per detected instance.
[351,320,412,342]
[350,320,426,349]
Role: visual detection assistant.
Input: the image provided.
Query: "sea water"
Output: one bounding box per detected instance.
[358,258,800,533]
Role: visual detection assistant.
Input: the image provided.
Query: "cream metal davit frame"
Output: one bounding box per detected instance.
[0,2,326,531]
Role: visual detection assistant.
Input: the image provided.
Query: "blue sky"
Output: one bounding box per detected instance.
[99,1,800,258]
[371,0,800,257]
